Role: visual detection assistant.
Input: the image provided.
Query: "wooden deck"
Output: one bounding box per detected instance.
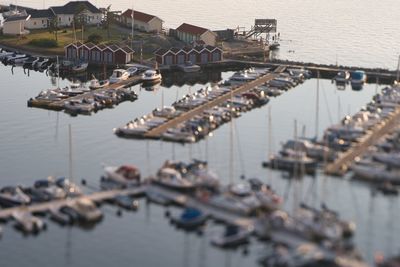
[144,65,286,138]
[324,107,400,176]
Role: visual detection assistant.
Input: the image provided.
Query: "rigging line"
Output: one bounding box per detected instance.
[234,118,246,177]
[320,80,334,125]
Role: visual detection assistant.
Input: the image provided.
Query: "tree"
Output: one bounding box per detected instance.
[48,17,59,42]
[74,3,87,29]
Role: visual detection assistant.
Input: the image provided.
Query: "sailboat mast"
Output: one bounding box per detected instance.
[396,54,400,82]
[68,124,73,182]
[315,71,320,139]
[131,2,134,49]
[229,89,234,184]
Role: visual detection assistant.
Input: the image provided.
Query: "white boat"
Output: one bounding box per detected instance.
[178,61,201,73]
[103,165,141,187]
[71,62,88,72]
[69,198,103,223]
[334,70,351,83]
[110,69,130,84]
[89,78,110,90]
[126,66,139,77]
[12,211,46,233]
[142,69,162,84]
[154,167,196,191]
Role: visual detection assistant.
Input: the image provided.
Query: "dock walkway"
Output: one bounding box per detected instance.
[144,65,286,138]
[0,186,145,220]
[324,107,400,176]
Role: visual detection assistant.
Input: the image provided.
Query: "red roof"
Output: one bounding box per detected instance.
[176,23,209,35]
[121,9,157,23]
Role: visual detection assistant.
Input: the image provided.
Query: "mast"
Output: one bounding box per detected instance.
[68,124,73,182]
[56,56,60,88]
[315,71,320,139]
[397,54,400,82]
[229,89,234,184]
[131,2,134,50]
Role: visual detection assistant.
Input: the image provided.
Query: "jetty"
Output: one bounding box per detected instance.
[27,74,143,111]
[325,106,400,176]
[144,65,286,139]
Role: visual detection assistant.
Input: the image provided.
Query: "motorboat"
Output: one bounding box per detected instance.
[60,83,89,96]
[154,167,196,191]
[49,206,72,225]
[89,77,110,90]
[334,70,350,83]
[71,61,88,72]
[372,152,400,168]
[162,127,196,143]
[264,149,318,175]
[112,195,139,210]
[142,69,162,84]
[109,69,130,84]
[34,179,67,200]
[103,165,141,188]
[55,177,82,197]
[178,61,201,73]
[153,106,180,118]
[0,186,31,207]
[12,211,46,233]
[68,198,103,223]
[171,207,208,229]
[350,70,367,90]
[352,161,400,184]
[211,225,251,247]
[64,98,98,115]
[126,66,139,77]
[282,139,336,161]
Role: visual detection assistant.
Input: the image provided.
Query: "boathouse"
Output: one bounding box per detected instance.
[154,45,223,66]
[119,9,163,33]
[176,23,217,46]
[64,42,134,65]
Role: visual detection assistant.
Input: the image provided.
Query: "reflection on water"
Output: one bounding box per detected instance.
[0,62,399,267]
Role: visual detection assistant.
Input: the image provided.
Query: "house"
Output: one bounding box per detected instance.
[2,15,30,35]
[155,45,223,66]
[119,9,163,33]
[176,23,217,46]
[25,9,55,29]
[64,42,134,65]
[51,1,102,27]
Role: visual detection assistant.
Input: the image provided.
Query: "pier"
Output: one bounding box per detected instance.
[144,65,286,139]
[324,106,400,176]
[27,75,143,111]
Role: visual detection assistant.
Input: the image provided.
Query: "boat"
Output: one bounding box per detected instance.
[64,98,97,115]
[211,225,251,247]
[0,186,31,207]
[55,177,82,197]
[350,70,367,90]
[71,61,88,72]
[103,165,141,188]
[49,206,72,225]
[178,61,201,73]
[142,69,162,84]
[264,149,318,175]
[145,187,171,205]
[376,182,398,195]
[68,198,103,223]
[89,77,110,90]
[126,66,139,77]
[334,70,350,83]
[171,207,208,229]
[109,69,130,84]
[12,211,46,234]
[153,167,196,191]
[112,195,139,210]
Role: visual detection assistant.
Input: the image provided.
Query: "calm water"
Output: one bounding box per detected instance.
[3,0,400,68]
[1,1,400,266]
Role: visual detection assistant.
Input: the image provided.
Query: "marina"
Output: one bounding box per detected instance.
[0,1,400,267]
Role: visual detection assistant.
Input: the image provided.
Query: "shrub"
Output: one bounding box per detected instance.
[87,33,102,44]
[29,38,58,48]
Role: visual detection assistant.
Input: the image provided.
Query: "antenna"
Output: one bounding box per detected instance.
[68,124,73,182]
[315,71,320,139]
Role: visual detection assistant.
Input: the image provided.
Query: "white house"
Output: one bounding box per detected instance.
[51,1,102,27]
[25,9,55,29]
[176,23,217,46]
[119,9,163,33]
[2,15,30,35]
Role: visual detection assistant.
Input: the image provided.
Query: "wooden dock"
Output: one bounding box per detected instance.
[28,75,143,111]
[144,65,286,138]
[0,186,145,220]
[324,107,400,176]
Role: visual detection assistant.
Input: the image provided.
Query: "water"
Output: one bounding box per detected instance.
[0,1,400,266]
[3,0,400,68]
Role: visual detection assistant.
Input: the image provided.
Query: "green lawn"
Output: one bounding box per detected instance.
[0,25,132,55]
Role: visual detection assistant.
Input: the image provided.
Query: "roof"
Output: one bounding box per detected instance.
[176,23,209,35]
[121,46,134,53]
[4,15,30,23]
[154,48,168,56]
[121,9,160,23]
[27,9,55,19]
[9,4,35,11]
[51,1,101,15]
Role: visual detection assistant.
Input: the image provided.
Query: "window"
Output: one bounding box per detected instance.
[34,21,37,25]
[69,17,71,21]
